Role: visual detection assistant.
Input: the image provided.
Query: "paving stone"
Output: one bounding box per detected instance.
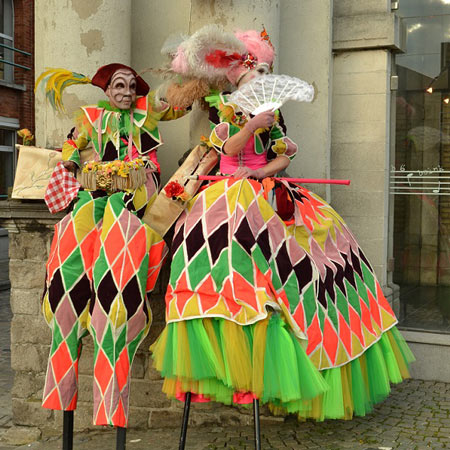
[1,426,41,446]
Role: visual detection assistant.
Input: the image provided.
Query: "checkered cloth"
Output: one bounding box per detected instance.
[44,161,81,213]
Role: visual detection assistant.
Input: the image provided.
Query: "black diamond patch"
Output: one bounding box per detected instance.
[186,220,205,259]
[96,271,118,313]
[208,222,229,265]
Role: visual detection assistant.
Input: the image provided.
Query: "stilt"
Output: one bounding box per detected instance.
[179,391,192,450]
[116,426,126,450]
[253,398,261,450]
[62,411,74,450]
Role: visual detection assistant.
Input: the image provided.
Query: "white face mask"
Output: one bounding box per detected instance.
[236,64,270,87]
[105,70,137,110]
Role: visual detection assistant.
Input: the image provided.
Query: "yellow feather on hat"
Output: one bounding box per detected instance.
[35,68,92,113]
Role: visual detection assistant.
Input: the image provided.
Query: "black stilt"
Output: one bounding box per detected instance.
[116,426,126,450]
[253,399,261,450]
[179,391,192,450]
[62,411,74,450]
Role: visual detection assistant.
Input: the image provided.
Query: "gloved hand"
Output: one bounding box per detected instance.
[63,161,77,173]
[232,166,266,179]
[244,111,275,133]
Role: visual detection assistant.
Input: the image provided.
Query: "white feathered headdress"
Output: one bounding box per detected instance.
[166,24,246,82]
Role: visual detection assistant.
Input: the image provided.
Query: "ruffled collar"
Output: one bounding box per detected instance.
[97,100,135,114]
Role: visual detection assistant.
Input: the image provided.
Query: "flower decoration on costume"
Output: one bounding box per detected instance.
[17,128,34,146]
[82,158,145,177]
[232,112,247,126]
[200,135,214,148]
[164,180,189,202]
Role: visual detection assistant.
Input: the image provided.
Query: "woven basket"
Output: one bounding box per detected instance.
[77,161,147,192]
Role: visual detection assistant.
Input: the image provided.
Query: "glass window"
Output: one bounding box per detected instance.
[0,128,15,198]
[0,151,13,197]
[0,128,13,146]
[0,0,13,82]
[392,1,450,333]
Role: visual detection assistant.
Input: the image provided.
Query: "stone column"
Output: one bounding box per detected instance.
[35,0,132,149]
[330,0,405,289]
[187,0,280,167]
[279,0,333,199]
[131,0,280,184]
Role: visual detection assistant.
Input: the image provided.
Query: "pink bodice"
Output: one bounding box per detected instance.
[220,137,267,174]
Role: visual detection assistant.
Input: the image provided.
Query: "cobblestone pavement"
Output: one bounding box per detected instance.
[4,389,450,450]
[1,286,450,449]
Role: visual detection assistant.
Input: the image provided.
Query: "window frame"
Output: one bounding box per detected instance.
[0,116,19,199]
[0,0,14,82]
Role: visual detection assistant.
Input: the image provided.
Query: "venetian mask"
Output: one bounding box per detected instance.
[105,69,137,110]
[237,63,270,87]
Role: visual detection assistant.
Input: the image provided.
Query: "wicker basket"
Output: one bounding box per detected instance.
[77,159,147,192]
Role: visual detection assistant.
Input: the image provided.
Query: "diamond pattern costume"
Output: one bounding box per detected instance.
[151,92,414,420]
[42,91,184,427]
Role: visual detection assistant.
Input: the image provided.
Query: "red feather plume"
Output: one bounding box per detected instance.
[205,50,242,68]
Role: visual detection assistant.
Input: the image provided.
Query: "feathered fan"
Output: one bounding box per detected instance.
[228,74,315,115]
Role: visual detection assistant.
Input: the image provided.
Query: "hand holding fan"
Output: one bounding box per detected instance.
[228,74,314,115]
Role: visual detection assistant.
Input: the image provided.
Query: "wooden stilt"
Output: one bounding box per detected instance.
[253,399,261,450]
[62,411,74,450]
[179,392,192,450]
[116,426,126,450]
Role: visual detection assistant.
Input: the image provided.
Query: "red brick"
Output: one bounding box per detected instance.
[0,0,34,134]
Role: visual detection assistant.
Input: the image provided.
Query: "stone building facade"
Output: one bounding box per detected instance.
[1,0,449,436]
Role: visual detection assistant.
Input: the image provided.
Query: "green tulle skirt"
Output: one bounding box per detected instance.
[150,314,414,420]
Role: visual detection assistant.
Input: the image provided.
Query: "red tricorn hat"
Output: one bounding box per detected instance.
[91,63,150,96]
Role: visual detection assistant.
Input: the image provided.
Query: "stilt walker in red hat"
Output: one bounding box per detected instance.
[36,64,187,436]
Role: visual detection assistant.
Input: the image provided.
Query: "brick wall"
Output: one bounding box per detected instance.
[0,0,34,133]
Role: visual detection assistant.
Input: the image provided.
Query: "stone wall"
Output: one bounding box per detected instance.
[0,201,282,433]
[330,0,405,295]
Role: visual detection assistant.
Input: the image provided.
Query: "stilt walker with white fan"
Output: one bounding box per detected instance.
[150,25,414,450]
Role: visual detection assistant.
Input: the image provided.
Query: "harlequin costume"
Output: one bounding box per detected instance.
[151,27,414,420]
[38,64,186,427]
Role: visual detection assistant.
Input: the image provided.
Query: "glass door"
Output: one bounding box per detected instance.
[392,0,450,332]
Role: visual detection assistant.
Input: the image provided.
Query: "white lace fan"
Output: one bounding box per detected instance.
[228,74,314,115]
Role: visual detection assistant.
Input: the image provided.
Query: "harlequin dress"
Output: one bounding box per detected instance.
[151,92,414,420]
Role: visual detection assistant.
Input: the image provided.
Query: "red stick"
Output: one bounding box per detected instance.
[190,175,350,185]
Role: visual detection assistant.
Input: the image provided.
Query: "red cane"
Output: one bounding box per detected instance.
[186,175,350,185]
